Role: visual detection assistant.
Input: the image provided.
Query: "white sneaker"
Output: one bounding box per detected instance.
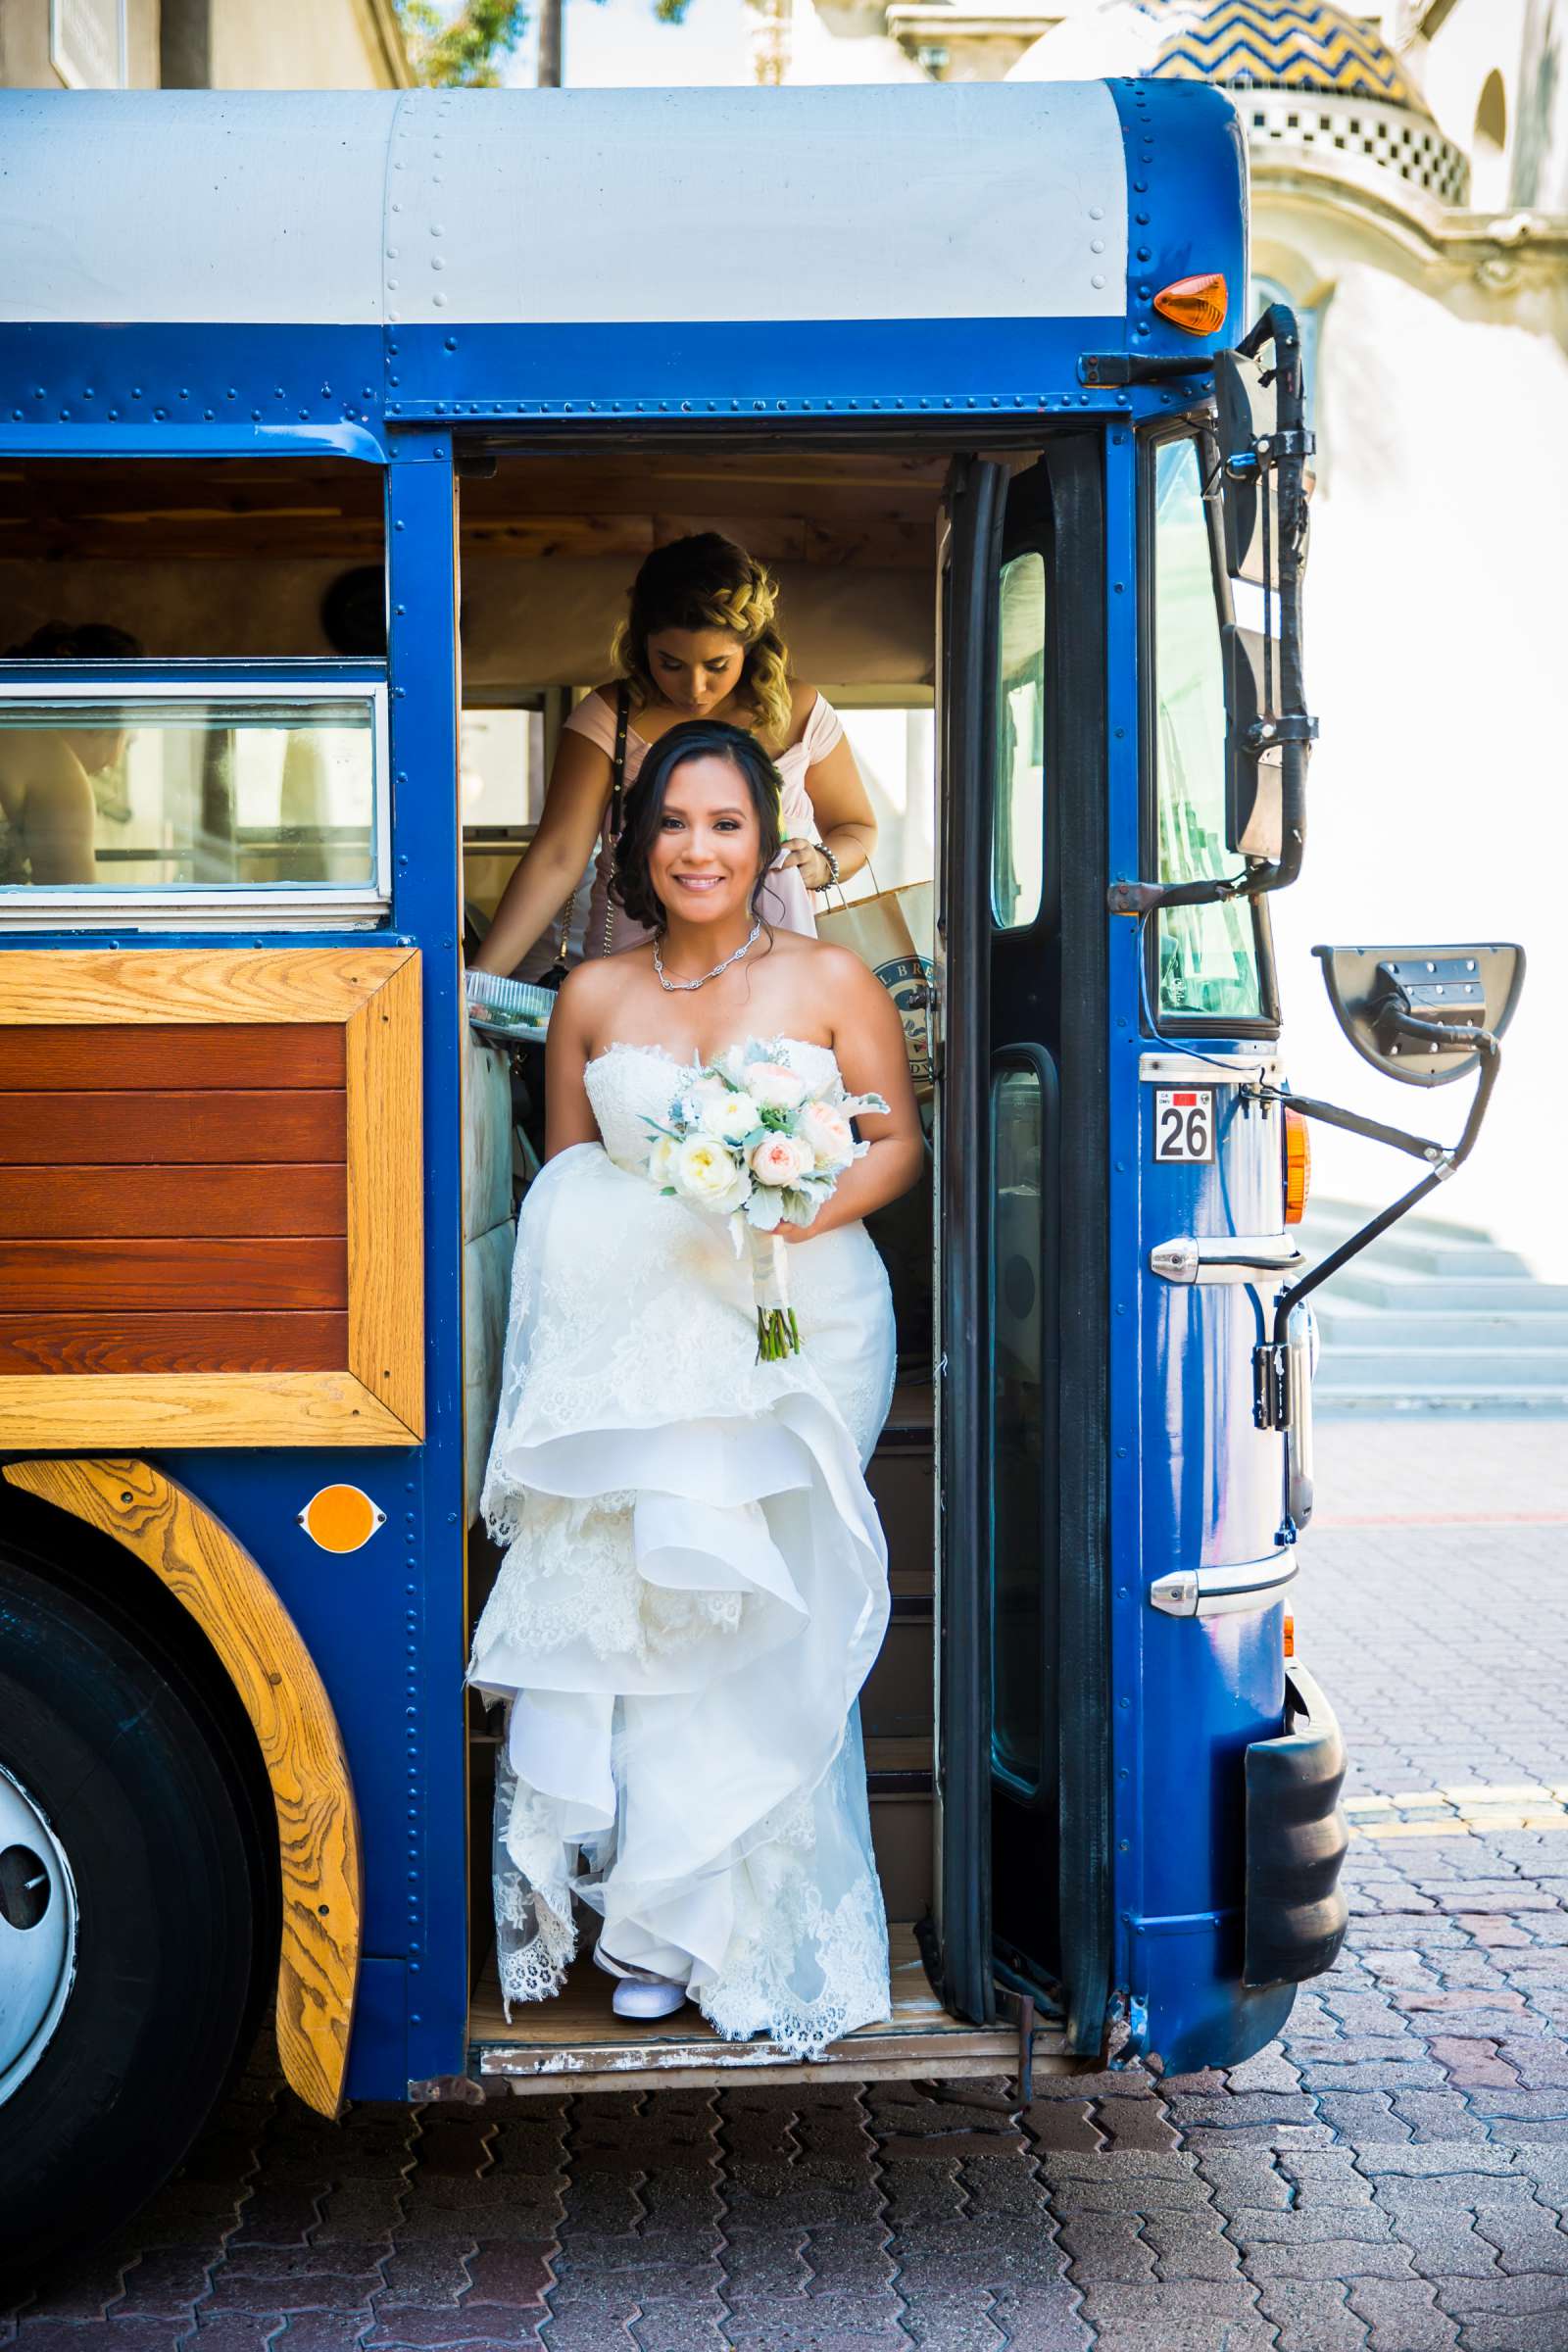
[611,1975,688,2021]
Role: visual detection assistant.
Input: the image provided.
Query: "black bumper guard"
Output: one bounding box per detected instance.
[1243,1664,1349,1988]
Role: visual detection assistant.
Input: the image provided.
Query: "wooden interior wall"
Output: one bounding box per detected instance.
[0,1021,350,1376]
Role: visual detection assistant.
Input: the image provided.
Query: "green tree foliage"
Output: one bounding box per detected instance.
[394,0,528,86]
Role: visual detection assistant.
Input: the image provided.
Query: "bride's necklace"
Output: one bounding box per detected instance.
[654,920,761,993]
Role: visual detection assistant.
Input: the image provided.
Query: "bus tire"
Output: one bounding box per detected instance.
[0,1538,272,2284]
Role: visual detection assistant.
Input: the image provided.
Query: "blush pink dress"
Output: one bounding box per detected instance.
[562,688,847,957]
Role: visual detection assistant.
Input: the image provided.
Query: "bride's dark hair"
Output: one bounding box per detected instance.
[612,719,785,935]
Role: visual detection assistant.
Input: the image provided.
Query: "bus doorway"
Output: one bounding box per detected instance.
[452,430,1094,2089]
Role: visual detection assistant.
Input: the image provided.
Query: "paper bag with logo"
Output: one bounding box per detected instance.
[814,879,935,1100]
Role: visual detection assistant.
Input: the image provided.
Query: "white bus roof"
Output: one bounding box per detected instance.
[0,84,1130,331]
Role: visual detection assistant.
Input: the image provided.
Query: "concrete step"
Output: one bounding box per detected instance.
[1316,1345,1568,1391]
[1313,1299,1568,1350]
[1300,1197,1494,1247]
[1318,1384,1568,1417]
[1309,1264,1568,1314]
[1297,1200,1537,1283]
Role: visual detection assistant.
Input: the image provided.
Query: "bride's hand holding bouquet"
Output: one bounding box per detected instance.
[643,1045,888,1359]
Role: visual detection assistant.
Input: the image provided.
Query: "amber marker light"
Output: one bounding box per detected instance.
[1283,1611,1296,1661]
[1152,273,1228,337]
[1284,1105,1312,1226]
[299,1484,387,1554]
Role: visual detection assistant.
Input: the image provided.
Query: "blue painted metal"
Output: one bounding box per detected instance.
[1104,77,1248,360]
[0,75,1328,2090]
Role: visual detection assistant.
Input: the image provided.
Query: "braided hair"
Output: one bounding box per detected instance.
[611,533,793,746]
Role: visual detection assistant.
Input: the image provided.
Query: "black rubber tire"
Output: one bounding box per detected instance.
[0,1530,271,2284]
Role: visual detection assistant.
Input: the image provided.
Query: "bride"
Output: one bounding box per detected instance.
[467,717,923,2056]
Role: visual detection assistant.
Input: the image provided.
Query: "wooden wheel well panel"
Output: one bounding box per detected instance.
[1,1456,363,2120]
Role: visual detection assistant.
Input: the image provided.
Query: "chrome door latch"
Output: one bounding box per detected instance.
[1149,1233,1306,1287]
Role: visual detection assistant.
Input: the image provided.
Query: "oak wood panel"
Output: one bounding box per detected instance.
[0,949,416,1027]
[0,1312,349,1376]
[2,1456,363,2119]
[0,1090,346,1165]
[0,950,422,1452]
[0,1237,347,1312]
[0,1370,415,1447]
[0,1164,347,1240]
[345,955,423,1439]
[0,1024,345,1092]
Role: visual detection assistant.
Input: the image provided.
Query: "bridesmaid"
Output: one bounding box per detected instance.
[468,533,878,978]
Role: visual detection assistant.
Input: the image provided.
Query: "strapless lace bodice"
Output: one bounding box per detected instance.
[584,1036,841,1173]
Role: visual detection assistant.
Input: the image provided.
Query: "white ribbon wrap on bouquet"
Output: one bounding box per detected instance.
[749,1226,790,1320]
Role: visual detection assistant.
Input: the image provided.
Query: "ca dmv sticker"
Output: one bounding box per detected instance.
[1152,1088,1215,1163]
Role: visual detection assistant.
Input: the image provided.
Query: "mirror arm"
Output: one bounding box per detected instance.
[1258,1028,1501,1363]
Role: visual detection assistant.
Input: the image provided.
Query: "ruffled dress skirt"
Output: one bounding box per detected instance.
[467,1042,898,2058]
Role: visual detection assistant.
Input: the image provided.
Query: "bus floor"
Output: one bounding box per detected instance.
[465,1383,1074,2092]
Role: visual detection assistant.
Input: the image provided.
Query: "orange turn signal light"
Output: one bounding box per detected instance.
[1283,1611,1296,1661]
[1284,1105,1311,1226]
[1152,272,1228,338]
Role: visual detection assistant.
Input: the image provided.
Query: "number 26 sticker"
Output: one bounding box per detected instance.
[1153,1088,1215,1162]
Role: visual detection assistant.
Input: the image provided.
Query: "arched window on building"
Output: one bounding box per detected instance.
[1472,71,1509,212]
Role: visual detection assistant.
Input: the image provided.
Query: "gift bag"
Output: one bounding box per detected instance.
[814,878,935,1100]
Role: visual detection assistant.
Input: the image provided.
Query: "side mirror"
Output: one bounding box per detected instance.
[1214,313,1314,880]
[1314,942,1525,1087]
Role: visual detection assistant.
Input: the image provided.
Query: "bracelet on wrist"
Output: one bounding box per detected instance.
[812,842,841,892]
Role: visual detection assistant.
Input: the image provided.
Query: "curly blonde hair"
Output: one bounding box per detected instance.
[611,533,793,745]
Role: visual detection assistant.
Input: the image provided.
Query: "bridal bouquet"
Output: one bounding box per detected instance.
[642,1043,889,1360]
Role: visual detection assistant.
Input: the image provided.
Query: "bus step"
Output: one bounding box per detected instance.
[465,1921,1072,2094]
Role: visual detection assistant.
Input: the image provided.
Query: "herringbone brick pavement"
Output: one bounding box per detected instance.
[6,1421,1567,2350]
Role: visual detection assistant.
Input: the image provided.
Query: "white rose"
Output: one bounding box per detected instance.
[673,1135,748,1214]
[799,1101,855,1171]
[649,1133,680,1188]
[700,1090,760,1145]
[746,1062,809,1112]
[749,1132,813,1188]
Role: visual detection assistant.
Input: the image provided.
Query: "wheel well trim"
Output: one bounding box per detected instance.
[2,1455,363,2120]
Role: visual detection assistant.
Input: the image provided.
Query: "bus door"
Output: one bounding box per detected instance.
[936,436,1111,2058]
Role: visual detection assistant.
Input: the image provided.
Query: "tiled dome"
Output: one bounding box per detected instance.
[1137,1,1422,114]
[1009,3,1468,206]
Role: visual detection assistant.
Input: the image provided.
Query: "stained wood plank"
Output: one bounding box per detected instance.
[0,1164,347,1240]
[0,1090,346,1164]
[1,1456,364,2119]
[0,1236,347,1312]
[0,1369,415,1448]
[0,948,415,1027]
[345,956,424,1440]
[0,1312,348,1376]
[0,1024,344,1092]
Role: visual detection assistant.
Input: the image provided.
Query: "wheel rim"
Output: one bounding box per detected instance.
[0,1761,77,2103]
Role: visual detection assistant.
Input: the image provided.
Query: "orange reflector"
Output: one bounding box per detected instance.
[299,1484,386,1554]
[1283,1611,1296,1661]
[1152,273,1228,337]
[1284,1106,1312,1226]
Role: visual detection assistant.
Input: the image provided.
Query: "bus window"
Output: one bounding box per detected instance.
[990,1052,1057,1801]
[0,682,385,918]
[1151,437,1263,1021]
[994,553,1046,930]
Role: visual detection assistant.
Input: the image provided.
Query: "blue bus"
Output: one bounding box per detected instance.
[0,80,1518,2271]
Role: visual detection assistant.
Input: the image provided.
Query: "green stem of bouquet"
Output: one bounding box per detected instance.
[756,1305,802,1361]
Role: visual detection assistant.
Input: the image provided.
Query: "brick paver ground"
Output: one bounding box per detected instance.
[7,1419,1568,2350]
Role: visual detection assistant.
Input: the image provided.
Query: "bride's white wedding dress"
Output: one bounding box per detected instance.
[467,1033,897,2057]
